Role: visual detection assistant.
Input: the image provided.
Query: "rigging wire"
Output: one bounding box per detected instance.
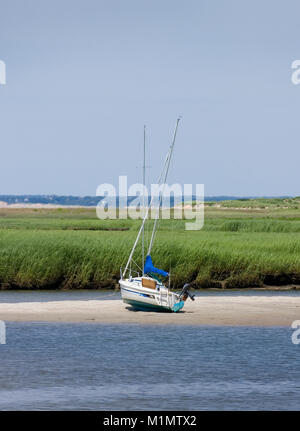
[122,117,181,278]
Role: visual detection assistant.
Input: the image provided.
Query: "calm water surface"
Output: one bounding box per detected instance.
[1,289,300,303]
[0,322,299,410]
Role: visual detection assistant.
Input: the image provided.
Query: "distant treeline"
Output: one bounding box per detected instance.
[0,195,292,207]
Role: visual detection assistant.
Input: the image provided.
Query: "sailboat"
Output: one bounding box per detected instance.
[119,118,195,312]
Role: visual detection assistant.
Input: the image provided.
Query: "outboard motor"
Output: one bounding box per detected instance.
[180,283,195,302]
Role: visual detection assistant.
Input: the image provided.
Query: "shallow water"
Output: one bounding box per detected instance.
[0,323,299,410]
[0,290,120,303]
[0,288,300,303]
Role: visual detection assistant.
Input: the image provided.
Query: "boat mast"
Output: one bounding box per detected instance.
[142,125,146,275]
[147,117,180,256]
[122,117,181,279]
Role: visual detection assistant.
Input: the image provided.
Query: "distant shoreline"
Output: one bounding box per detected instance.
[0,203,96,209]
[0,194,295,208]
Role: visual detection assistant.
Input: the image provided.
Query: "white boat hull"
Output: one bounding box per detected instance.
[119,277,185,312]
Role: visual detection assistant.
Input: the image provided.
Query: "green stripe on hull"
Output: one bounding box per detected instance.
[123,298,173,313]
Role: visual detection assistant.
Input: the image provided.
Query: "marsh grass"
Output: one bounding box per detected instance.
[1,203,300,289]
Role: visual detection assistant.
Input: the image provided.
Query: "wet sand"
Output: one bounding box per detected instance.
[0,296,299,326]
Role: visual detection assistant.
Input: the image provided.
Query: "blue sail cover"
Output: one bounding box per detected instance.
[144,255,169,277]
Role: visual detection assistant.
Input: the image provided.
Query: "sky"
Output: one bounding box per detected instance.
[0,0,300,196]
